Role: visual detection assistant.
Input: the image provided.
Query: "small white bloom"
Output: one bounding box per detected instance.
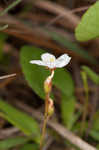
[30,53,71,69]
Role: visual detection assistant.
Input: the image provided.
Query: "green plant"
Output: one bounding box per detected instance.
[75,1,99,41]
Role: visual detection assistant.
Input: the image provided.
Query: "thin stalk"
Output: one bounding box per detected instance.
[0,0,21,16]
[80,71,89,136]
[0,0,21,31]
[40,94,49,150]
[40,70,54,150]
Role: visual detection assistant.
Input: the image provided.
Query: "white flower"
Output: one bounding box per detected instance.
[30,53,71,69]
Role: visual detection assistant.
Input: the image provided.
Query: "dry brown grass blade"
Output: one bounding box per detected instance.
[34,0,80,30]
[0,15,64,53]
[0,128,19,139]
[0,14,86,62]
[45,6,89,28]
[0,74,16,80]
[0,12,98,64]
[21,13,74,30]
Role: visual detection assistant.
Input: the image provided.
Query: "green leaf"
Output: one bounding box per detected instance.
[82,66,99,84]
[72,121,88,134]
[20,46,48,99]
[61,93,76,129]
[96,144,99,149]
[89,111,99,141]
[92,119,99,131]
[20,45,74,99]
[0,100,40,143]
[90,130,99,141]
[0,137,28,150]
[92,111,99,131]
[20,143,38,150]
[75,2,99,41]
[53,68,74,97]
[44,30,97,64]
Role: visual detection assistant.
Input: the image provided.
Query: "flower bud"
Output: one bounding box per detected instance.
[44,70,54,94]
[44,76,52,93]
[48,98,54,117]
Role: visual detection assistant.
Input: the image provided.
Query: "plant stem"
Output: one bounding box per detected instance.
[40,70,54,150]
[40,94,49,150]
[80,71,89,136]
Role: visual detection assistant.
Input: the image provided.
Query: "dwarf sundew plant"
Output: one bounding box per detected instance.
[30,52,71,150]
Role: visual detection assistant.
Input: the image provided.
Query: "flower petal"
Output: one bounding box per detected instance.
[41,53,56,63]
[55,54,71,68]
[30,60,46,66]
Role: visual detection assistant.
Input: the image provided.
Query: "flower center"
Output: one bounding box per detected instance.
[50,57,55,62]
